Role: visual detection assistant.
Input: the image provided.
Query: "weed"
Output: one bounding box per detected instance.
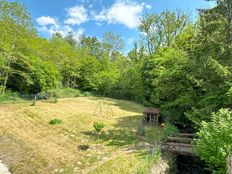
[49,118,63,125]
[93,122,105,134]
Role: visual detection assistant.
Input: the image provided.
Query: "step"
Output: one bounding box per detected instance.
[174,133,197,138]
[162,142,194,147]
[166,137,193,144]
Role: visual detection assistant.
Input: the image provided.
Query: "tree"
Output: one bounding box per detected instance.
[28,59,60,93]
[184,0,232,125]
[138,10,190,54]
[102,32,124,57]
[77,55,101,91]
[49,34,79,88]
[0,0,34,94]
[141,48,195,121]
[79,35,103,58]
[195,108,232,174]
[204,0,232,44]
[64,32,77,47]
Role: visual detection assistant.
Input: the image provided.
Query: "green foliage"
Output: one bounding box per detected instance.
[136,151,161,174]
[162,123,179,139]
[47,88,92,98]
[139,10,190,54]
[141,48,193,120]
[102,32,124,57]
[93,122,105,133]
[0,90,20,103]
[77,56,101,91]
[195,108,232,174]
[49,118,63,125]
[29,59,61,93]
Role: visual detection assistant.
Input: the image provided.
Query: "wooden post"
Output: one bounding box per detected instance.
[156,114,159,126]
[228,155,232,174]
[143,113,146,124]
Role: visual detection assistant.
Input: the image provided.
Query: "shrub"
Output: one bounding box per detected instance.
[49,118,63,125]
[162,123,179,139]
[194,108,232,173]
[0,90,20,103]
[93,122,105,134]
[47,88,93,98]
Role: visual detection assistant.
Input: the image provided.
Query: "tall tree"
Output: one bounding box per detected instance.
[139,10,190,55]
[0,0,34,94]
[102,32,124,57]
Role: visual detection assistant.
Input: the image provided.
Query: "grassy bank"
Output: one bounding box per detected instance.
[0,97,164,174]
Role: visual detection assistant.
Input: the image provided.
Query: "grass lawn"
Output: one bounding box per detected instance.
[0,97,163,174]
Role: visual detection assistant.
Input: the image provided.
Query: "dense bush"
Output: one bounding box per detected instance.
[195,109,232,173]
[162,123,179,139]
[0,90,20,103]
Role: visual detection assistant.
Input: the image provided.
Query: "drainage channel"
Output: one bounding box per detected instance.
[163,123,211,174]
[176,154,210,174]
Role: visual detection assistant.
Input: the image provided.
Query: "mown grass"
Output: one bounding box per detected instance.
[0,96,164,174]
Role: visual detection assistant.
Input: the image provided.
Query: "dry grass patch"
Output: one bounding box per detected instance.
[0,97,162,174]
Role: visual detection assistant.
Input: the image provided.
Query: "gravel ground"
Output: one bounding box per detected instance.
[0,161,11,174]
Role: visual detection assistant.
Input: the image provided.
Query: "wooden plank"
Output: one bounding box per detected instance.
[162,142,194,147]
[174,133,197,138]
[167,137,193,143]
[162,148,193,155]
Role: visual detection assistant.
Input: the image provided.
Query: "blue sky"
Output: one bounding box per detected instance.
[14,0,215,52]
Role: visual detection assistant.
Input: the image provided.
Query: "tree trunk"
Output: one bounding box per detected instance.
[1,73,9,95]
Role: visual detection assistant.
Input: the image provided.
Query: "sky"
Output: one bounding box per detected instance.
[13,0,215,53]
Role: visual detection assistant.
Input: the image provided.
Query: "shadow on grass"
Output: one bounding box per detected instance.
[82,114,163,148]
[83,129,139,147]
[88,97,144,113]
[83,115,142,147]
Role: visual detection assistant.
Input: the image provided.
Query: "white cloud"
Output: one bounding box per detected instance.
[38,23,84,41]
[36,16,57,26]
[145,4,152,9]
[64,5,88,25]
[94,0,144,29]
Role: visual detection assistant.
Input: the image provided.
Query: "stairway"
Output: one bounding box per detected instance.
[161,133,196,155]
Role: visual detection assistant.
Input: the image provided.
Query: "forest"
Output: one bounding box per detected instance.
[0,0,232,173]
